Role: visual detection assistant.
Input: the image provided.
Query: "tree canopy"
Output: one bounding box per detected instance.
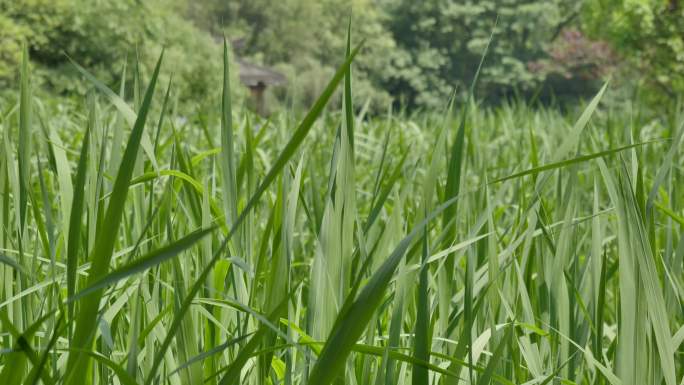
[1,0,681,110]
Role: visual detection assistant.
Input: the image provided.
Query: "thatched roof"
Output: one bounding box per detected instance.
[237,59,286,87]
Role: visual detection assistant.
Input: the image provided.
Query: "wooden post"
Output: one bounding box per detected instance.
[249,82,267,116]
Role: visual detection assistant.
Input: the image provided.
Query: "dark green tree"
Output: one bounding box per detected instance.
[381,0,580,108]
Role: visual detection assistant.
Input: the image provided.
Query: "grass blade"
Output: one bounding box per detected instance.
[307,197,459,385]
[65,50,164,385]
[66,124,90,323]
[68,226,216,303]
[18,42,31,231]
[491,141,655,184]
[142,41,363,385]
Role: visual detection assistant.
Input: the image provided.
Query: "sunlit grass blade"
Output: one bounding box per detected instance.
[220,37,238,229]
[71,350,139,385]
[68,226,216,302]
[491,141,655,184]
[476,324,513,385]
[217,296,290,385]
[0,254,28,276]
[0,311,56,385]
[142,41,363,385]
[66,54,160,173]
[26,314,63,385]
[18,42,31,231]
[307,197,459,385]
[65,50,165,385]
[66,123,90,324]
[168,333,252,378]
[344,18,355,153]
[646,121,683,215]
[235,41,364,230]
[412,223,430,385]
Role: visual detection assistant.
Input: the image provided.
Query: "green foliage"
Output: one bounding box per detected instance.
[1,8,684,385]
[381,0,587,107]
[1,0,680,110]
[199,0,596,109]
[0,12,28,81]
[0,0,242,105]
[198,0,397,110]
[0,42,683,384]
[582,0,684,97]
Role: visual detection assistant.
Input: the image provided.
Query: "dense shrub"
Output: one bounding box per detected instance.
[582,0,684,99]
[381,0,580,108]
[1,0,679,111]
[0,0,242,105]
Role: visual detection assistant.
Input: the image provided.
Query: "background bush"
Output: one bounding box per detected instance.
[1,0,682,111]
[582,0,684,102]
[0,0,242,106]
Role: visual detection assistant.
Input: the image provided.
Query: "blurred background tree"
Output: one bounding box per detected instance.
[1,0,681,111]
[582,0,684,101]
[0,0,241,105]
[380,0,587,107]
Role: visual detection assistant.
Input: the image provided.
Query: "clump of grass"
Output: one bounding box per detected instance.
[0,27,683,385]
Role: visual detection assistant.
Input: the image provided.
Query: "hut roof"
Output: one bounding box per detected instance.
[237,59,286,87]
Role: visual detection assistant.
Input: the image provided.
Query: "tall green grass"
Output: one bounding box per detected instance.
[1,31,683,385]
